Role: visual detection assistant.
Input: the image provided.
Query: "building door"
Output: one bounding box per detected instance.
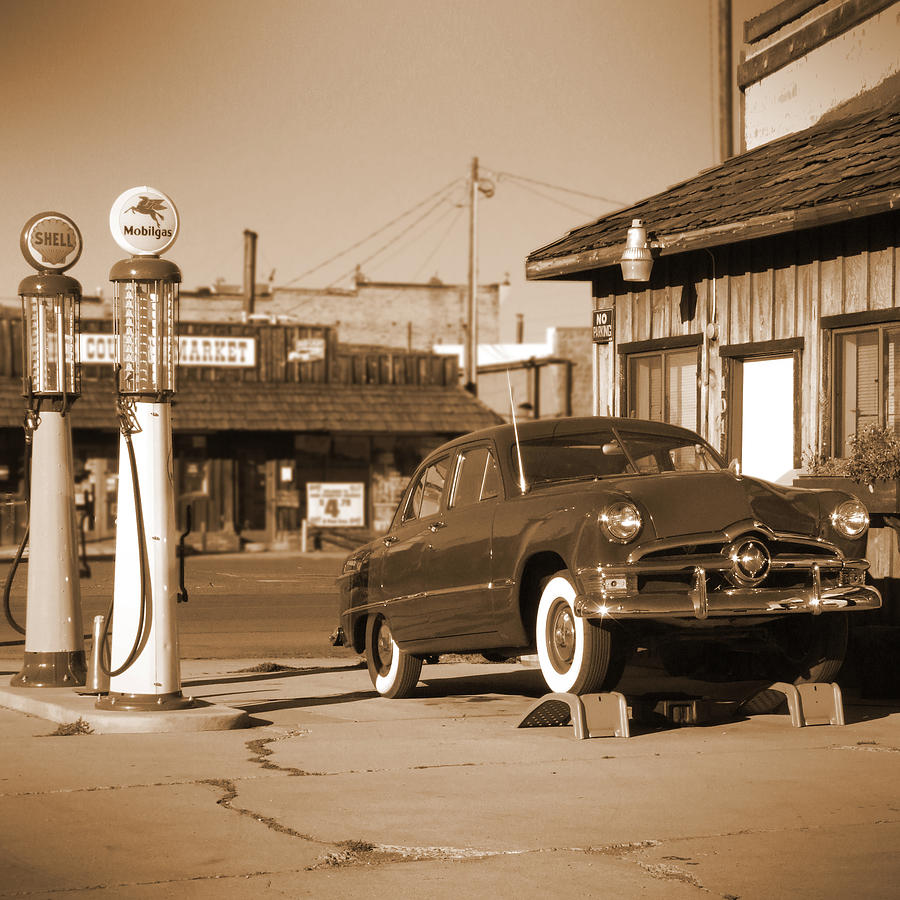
[237,456,268,542]
[728,354,796,483]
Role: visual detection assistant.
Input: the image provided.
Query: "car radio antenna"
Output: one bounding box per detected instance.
[506,370,527,494]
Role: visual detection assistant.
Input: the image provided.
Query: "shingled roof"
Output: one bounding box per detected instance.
[526,98,900,280]
[0,377,502,435]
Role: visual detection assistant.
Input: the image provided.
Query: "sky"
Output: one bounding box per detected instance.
[1,0,770,341]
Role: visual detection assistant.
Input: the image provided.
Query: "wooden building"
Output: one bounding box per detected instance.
[527,86,899,599]
[0,315,501,551]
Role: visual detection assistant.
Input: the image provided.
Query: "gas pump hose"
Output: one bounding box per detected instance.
[99,403,153,678]
[2,410,37,635]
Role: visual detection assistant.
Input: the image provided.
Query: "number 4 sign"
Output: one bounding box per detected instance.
[307,482,365,527]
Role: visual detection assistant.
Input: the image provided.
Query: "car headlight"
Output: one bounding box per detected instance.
[830,499,869,538]
[600,501,642,543]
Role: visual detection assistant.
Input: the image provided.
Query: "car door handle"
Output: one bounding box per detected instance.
[382,535,399,546]
[429,521,447,532]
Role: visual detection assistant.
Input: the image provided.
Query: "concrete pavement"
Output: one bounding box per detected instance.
[1,655,899,898]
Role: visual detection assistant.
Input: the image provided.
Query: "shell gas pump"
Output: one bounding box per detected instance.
[97,186,193,711]
[7,212,86,687]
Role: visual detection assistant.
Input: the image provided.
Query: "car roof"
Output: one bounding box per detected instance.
[423,416,709,464]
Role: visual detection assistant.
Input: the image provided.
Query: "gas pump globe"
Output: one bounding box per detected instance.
[12,213,86,688]
[20,275,82,400]
[110,257,180,395]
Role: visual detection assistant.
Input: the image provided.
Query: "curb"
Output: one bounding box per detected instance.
[0,679,250,734]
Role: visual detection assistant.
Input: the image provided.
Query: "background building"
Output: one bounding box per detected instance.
[0,306,500,552]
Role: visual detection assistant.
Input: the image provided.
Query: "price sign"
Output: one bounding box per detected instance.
[307,482,365,527]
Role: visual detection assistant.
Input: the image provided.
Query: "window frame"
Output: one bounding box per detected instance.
[448,444,501,510]
[830,319,900,458]
[623,344,701,431]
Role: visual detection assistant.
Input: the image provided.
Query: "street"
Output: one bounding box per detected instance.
[1,551,355,662]
[1,551,899,898]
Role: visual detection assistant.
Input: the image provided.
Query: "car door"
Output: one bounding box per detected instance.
[375,454,451,642]
[418,443,502,644]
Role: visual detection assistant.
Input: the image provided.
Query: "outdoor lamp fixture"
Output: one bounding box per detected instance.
[618,218,659,283]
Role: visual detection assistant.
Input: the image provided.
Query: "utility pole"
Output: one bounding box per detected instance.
[717,0,734,161]
[243,229,258,316]
[465,156,478,394]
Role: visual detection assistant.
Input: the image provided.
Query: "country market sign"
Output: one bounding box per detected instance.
[20,212,83,272]
[109,185,179,256]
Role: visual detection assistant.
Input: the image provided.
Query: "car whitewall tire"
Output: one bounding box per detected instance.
[536,572,616,695]
[365,613,422,699]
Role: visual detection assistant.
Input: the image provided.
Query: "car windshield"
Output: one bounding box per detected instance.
[515,428,721,484]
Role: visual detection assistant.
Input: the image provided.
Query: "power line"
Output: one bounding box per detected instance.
[501,176,602,219]
[411,205,465,280]
[372,201,462,274]
[495,170,626,207]
[327,192,456,288]
[281,177,463,287]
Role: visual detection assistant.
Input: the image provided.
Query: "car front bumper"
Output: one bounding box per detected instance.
[574,559,882,620]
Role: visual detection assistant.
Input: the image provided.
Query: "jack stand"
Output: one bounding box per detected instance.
[766,682,845,727]
[518,692,630,739]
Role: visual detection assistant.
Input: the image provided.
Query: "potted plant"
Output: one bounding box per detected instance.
[795,423,900,514]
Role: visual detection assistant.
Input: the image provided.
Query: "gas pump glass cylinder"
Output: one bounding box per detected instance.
[114,277,179,395]
[21,288,81,397]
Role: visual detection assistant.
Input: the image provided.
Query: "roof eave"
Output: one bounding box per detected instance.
[526,190,900,281]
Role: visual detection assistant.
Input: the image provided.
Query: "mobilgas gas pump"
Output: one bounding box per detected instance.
[97,186,192,711]
[6,212,86,687]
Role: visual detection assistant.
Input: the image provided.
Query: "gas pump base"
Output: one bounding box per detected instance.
[96,690,195,712]
[11,650,87,688]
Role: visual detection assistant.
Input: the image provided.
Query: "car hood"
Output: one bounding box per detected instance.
[607,471,821,540]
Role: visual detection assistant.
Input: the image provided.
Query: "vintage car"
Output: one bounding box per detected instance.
[335,416,881,704]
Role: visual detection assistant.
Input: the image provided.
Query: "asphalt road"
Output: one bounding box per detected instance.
[0,551,357,662]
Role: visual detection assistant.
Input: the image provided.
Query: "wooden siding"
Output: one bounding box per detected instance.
[592,210,900,581]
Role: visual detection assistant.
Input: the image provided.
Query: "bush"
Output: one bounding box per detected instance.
[804,423,900,484]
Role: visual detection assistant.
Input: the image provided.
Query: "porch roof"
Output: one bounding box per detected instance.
[0,377,502,436]
[526,98,900,280]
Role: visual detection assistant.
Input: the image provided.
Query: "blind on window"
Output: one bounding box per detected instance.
[667,349,698,431]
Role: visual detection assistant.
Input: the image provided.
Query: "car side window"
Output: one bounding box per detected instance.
[449,446,500,509]
[402,456,450,522]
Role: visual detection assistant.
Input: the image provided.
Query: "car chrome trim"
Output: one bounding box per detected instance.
[573,582,881,620]
[626,519,841,565]
[691,566,708,619]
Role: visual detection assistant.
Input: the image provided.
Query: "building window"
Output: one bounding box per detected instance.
[626,347,699,431]
[833,323,900,456]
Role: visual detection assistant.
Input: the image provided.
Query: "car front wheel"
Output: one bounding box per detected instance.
[740,613,849,714]
[535,572,621,695]
[365,613,423,699]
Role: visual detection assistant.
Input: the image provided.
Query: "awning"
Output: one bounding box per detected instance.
[0,376,503,436]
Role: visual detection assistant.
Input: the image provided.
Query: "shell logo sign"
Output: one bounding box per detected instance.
[109,185,179,256]
[20,212,83,272]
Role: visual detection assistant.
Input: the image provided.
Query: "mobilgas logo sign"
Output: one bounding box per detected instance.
[20,212,83,272]
[109,186,179,256]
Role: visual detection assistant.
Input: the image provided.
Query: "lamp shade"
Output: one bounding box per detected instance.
[619,219,654,282]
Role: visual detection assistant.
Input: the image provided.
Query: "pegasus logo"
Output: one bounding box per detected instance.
[126,196,168,226]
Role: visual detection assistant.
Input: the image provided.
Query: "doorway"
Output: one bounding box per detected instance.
[728,352,798,483]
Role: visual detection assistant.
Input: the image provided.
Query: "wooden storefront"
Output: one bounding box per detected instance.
[0,316,501,552]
